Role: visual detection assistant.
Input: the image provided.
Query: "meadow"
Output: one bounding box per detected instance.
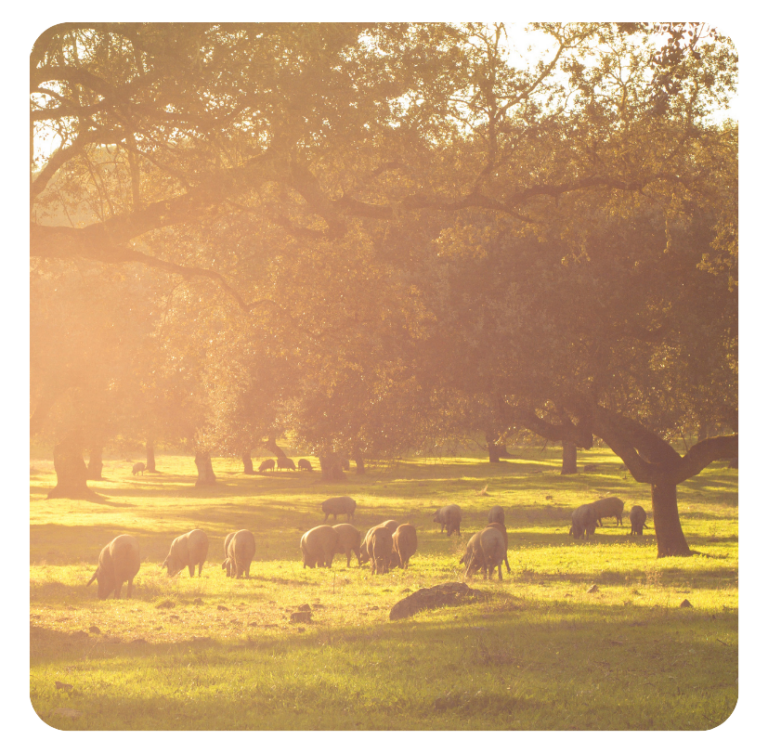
[29,446,738,731]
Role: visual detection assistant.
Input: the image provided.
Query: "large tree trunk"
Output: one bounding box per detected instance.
[194,451,217,487]
[651,480,691,557]
[86,445,103,480]
[352,445,366,475]
[319,453,346,482]
[146,439,156,472]
[264,434,288,460]
[486,430,502,463]
[48,432,92,499]
[561,441,577,475]
[242,452,255,474]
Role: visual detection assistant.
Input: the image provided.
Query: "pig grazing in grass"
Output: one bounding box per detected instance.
[570,504,598,540]
[322,496,357,522]
[298,459,313,472]
[369,525,394,574]
[332,523,361,566]
[132,462,145,476]
[629,505,649,535]
[162,529,209,577]
[222,530,256,578]
[277,457,297,471]
[487,506,505,526]
[461,527,506,580]
[392,524,418,569]
[433,504,462,536]
[88,535,141,599]
[301,525,339,568]
[380,519,399,534]
[486,521,511,573]
[358,526,376,565]
[258,459,275,472]
[589,496,624,526]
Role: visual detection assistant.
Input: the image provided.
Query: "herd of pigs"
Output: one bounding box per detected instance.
[86,494,650,600]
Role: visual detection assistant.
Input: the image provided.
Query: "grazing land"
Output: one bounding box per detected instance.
[30,447,738,731]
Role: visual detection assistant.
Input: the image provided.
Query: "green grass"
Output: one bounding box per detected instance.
[30,447,738,730]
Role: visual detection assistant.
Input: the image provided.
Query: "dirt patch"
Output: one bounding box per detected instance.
[389,582,486,620]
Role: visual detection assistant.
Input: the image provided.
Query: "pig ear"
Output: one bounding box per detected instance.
[87,570,98,586]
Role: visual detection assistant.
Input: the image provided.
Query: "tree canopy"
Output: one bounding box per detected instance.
[31,22,738,556]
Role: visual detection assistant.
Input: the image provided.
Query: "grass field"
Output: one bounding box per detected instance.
[29,446,738,730]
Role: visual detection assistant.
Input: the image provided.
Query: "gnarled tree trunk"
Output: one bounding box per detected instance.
[486,430,502,463]
[352,445,365,475]
[319,452,346,482]
[242,452,255,474]
[194,451,217,486]
[146,439,156,472]
[265,434,288,461]
[86,445,103,480]
[651,480,691,557]
[48,432,92,499]
[561,441,577,475]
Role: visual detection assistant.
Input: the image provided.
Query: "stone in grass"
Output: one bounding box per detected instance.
[289,611,312,624]
[217,605,229,611]
[88,625,101,634]
[587,585,599,593]
[680,599,693,608]
[155,599,175,610]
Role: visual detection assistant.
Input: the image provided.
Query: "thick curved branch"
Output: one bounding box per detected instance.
[585,403,737,484]
[32,127,126,200]
[673,435,738,484]
[333,173,691,223]
[511,406,594,449]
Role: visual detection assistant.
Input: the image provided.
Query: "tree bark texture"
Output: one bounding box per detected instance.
[86,446,103,480]
[146,439,156,472]
[194,451,217,486]
[48,432,92,499]
[320,453,346,482]
[265,435,288,460]
[242,452,255,474]
[651,480,692,557]
[352,446,366,475]
[561,442,577,475]
[486,430,504,463]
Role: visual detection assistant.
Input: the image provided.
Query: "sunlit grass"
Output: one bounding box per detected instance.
[30,446,737,730]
